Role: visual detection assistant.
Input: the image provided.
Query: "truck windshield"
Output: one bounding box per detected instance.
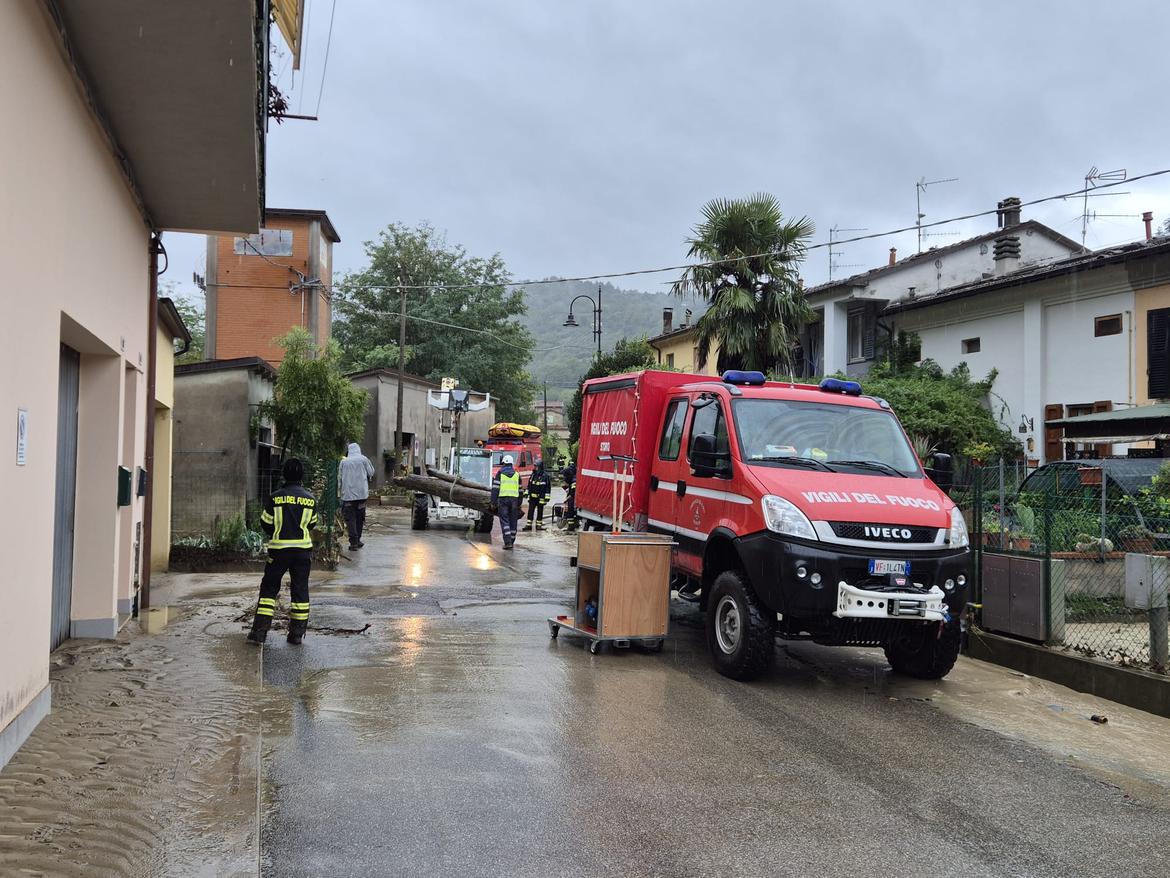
[456,451,492,487]
[731,399,922,477]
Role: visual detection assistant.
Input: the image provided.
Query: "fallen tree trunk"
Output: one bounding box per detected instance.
[393,474,494,514]
[425,467,490,491]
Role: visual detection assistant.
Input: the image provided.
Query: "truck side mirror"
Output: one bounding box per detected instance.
[691,433,730,478]
[929,453,953,492]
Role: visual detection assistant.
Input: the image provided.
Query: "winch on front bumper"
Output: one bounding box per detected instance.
[834,581,948,622]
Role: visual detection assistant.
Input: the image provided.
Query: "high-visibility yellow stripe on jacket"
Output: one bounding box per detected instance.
[264,484,319,549]
[497,472,520,498]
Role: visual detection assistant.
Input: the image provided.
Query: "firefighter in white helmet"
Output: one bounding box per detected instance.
[490,454,521,549]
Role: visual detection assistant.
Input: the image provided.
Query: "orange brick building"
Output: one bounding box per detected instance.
[204,208,340,364]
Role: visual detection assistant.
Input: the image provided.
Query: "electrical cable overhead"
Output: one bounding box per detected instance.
[314,0,338,118]
[318,167,1170,295]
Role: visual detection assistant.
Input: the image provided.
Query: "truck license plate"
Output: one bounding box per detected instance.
[868,559,909,576]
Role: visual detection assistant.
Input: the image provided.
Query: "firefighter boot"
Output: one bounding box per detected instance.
[287,619,308,645]
[246,614,271,645]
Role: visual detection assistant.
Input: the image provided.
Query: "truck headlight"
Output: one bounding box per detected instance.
[949,506,969,548]
[761,495,816,540]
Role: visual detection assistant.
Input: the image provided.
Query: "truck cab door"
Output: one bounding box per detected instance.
[675,395,732,574]
[648,397,689,539]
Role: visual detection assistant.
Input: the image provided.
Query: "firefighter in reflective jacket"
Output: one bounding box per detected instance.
[524,459,552,531]
[491,455,521,550]
[247,458,318,645]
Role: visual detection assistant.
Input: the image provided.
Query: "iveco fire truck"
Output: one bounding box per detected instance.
[575,369,970,681]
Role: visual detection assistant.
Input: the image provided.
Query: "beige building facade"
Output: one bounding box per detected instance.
[0,2,272,769]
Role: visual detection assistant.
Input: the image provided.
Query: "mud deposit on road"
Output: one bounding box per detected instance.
[0,601,268,877]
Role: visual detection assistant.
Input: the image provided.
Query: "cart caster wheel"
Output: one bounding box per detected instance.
[550,625,559,639]
[651,640,664,653]
[589,641,602,655]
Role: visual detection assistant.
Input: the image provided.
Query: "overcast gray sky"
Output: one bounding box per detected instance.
[165,0,1170,302]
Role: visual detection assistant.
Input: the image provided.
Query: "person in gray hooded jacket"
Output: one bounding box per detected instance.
[338,442,375,550]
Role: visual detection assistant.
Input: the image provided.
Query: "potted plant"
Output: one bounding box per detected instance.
[1010,504,1035,552]
[981,509,1003,548]
[1119,523,1155,554]
[962,440,995,467]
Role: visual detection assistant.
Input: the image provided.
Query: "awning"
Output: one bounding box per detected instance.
[1050,404,1170,442]
[49,0,271,233]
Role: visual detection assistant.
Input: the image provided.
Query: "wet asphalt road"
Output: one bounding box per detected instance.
[255,511,1169,878]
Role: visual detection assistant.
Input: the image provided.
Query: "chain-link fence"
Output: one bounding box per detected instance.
[973,459,1170,674]
[170,448,340,565]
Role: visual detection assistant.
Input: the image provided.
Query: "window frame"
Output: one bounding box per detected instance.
[847,309,864,362]
[657,398,688,461]
[961,337,981,354]
[686,396,732,478]
[1094,314,1122,338]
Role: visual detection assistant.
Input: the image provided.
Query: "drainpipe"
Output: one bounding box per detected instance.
[140,232,163,613]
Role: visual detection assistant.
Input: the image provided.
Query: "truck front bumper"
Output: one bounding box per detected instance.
[735,530,970,619]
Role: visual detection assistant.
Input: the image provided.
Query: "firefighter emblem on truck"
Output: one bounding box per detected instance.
[689,499,705,528]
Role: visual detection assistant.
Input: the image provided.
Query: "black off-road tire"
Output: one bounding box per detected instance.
[706,569,776,681]
[473,512,494,534]
[411,495,430,531]
[884,618,962,680]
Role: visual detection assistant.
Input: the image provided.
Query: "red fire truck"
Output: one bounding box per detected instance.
[575,369,970,681]
[482,423,543,480]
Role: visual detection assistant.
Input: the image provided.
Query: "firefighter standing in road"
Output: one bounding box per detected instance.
[491,454,521,550]
[524,459,552,531]
[247,458,318,645]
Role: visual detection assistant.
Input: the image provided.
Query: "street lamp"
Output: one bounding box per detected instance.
[563,284,603,355]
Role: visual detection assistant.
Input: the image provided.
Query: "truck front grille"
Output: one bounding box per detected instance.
[829,522,938,543]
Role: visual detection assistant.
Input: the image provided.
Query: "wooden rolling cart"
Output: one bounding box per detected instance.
[548,530,674,654]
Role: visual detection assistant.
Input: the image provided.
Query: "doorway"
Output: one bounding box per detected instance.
[51,345,81,650]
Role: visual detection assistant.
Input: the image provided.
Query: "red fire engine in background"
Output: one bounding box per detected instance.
[575,369,970,681]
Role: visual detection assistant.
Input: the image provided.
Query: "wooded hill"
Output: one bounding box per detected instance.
[518,279,706,397]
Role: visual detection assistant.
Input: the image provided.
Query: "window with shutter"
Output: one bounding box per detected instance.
[862,311,876,360]
[1148,308,1170,399]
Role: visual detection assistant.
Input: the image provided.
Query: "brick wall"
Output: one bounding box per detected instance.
[212,216,333,364]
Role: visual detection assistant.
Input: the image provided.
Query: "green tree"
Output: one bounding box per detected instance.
[259,328,368,463]
[334,223,536,421]
[566,338,659,442]
[166,286,204,365]
[671,193,814,374]
[861,358,1018,457]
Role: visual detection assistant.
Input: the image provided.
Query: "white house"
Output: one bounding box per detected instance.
[801,198,1084,378]
[886,237,1170,464]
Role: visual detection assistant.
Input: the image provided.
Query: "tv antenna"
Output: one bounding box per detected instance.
[916,176,959,253]
[828,224,866,281]
[1080,166,1128,247]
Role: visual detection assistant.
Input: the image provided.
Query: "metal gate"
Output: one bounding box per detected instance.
[51,345,80,650]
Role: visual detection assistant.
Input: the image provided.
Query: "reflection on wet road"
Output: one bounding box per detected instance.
[254,508,1170,878]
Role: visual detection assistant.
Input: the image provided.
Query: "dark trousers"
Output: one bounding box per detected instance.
[527,497,548,523]
[253,548,312,631]
[342,499,367,547]
[497,498,521,544]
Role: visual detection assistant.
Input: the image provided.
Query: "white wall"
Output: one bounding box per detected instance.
[896,271,1136,462]
[914,309,1027,432]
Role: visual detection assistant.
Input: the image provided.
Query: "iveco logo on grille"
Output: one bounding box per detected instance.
[864,526,913,540]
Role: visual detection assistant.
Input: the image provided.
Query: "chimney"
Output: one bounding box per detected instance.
[996,196,1022,229]
[888,247,897,266]
[993,233,1021,274]
[662,307,673,334]
[1144,211,1154,241]
[684,308,692,327]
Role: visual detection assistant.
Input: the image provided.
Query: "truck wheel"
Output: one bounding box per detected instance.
[884,619,961,680]
[411,496,429,531]
[473,512,493,534]
[706,570,776,681]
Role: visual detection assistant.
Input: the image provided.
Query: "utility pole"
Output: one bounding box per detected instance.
[394,267,406,475]
[542,381,548,434]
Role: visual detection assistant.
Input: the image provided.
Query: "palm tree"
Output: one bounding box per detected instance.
[671,194,815,375]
